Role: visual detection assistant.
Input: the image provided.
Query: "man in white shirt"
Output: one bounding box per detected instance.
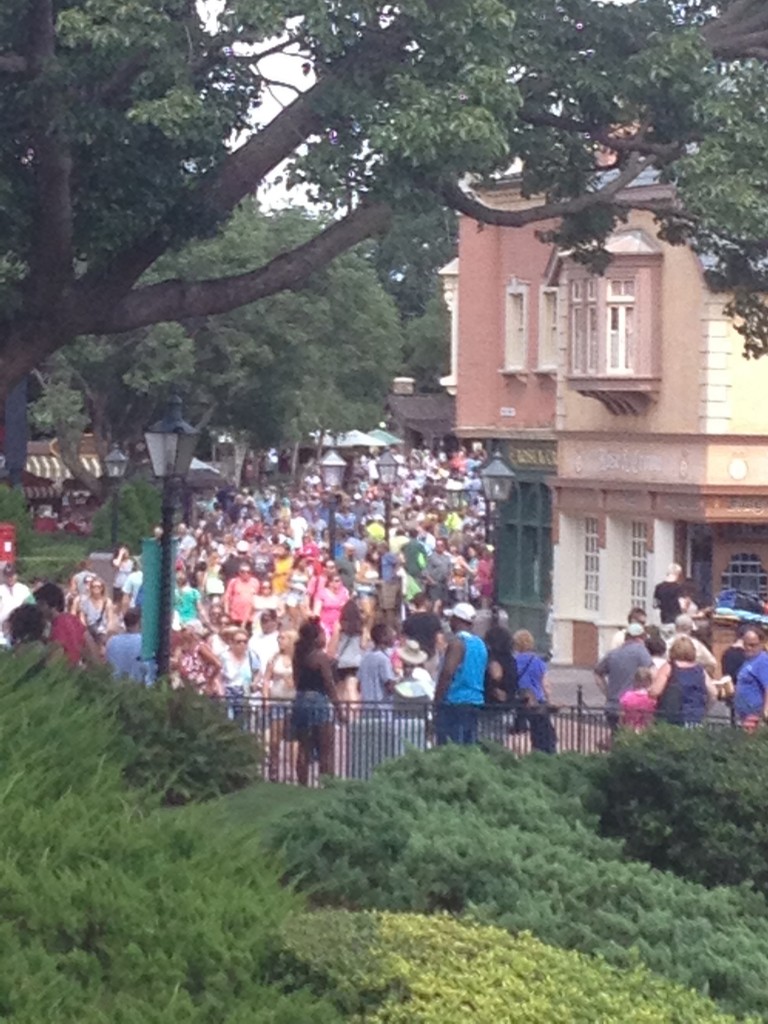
[0,565,31,643]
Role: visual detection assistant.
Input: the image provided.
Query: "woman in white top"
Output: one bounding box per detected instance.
[220,629,257,723]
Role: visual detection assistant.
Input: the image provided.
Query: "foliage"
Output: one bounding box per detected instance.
[90,480,161,551]
[5,0,768,381]
[401,293,451,392]
[0,650,340,1022]
[270,743,768,1020]
[0,484,33,557]
[594,726,768,892]
[73,668,260,806]
[16,532,91,583]
[282,910,745,1023]
[31,205,404,462]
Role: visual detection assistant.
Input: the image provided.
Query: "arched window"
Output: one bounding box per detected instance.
[721,553,768,599]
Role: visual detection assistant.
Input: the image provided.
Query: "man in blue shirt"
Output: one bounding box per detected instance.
[435,602,488,745]
[105,609,149,684]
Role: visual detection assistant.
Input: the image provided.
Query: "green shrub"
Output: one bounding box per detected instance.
[17,532,91,583]
[270,744,768,1020]
[594,727,768,891]
[282,910,746,1023]
[90,480,161,551]
[0,484,33,556]
[0,651,340,1023]
[74,667,261,805]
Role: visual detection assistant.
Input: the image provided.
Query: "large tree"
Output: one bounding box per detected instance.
[3,0,768,394]
[30,203,403,493]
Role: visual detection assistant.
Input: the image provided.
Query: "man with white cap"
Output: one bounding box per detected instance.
[434,601,488,745]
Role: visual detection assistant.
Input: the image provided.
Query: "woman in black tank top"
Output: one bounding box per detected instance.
[292,620,343,784]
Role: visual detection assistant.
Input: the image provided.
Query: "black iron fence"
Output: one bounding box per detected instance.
[213,689,736,786]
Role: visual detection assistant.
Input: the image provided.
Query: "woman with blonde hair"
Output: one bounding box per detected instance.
[513,628,556,754]
[650,635,716,726]
[263,629,298,781]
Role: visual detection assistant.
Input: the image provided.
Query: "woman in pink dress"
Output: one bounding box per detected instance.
[475,545,495,608]
[313,573,350,639]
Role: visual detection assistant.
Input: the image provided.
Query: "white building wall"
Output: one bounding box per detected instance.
[552,514,588,664]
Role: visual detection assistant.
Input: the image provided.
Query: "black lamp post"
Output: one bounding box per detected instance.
[444,478,466,512]
[105,444,129,548]
[479,450,516,617]
[144,395,198,679]
[376,450,398,562]
[320,449,346,559]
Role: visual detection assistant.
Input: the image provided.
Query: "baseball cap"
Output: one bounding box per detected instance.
[236,540,249,553]
[626,622,645,637]
[445,601,476,624]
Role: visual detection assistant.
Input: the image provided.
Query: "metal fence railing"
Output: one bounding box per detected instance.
[212,691,736,786]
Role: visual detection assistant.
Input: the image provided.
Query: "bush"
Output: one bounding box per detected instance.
[282,910,744,1023]
[0,651,340,1023]
[17,533,91,583]
[269,744,768,1020]
[75,666,261,805]
[90,480,161,551]
[0,484,33,556]
[594,726,768,891]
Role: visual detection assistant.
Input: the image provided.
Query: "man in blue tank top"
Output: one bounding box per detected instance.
[435,602,488,745]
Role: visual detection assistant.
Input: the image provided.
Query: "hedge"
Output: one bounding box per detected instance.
[595,726,768,891]
[0,652,339,1022]
[270,744,768,1019]
[282,911,746,1023]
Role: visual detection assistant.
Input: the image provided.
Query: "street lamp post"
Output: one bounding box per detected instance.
[320,449,346,559]
[479,450,516,619]
[444,478,466,512]
[105,444,129,548]
[376,450,398,561]
[144,395,198,679]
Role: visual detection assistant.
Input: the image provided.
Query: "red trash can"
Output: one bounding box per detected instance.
[0,523,17,566]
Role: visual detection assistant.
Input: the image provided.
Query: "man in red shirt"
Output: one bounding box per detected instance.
[224,564,260,629]
[34,582,101,667]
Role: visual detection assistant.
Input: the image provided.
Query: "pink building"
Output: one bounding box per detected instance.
[443,189,558,644]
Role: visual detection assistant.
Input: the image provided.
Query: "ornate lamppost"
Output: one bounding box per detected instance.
[144,396,198,678]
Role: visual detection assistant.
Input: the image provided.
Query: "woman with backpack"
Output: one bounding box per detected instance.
[649,635,717,726]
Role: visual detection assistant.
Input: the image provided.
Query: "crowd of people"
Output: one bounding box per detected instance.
[5,449,768,782]
[596,564,768,735]
[0,447,560,783]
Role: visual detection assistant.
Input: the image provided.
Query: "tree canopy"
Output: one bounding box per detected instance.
[4,0,768,390]
[30,203,404,493]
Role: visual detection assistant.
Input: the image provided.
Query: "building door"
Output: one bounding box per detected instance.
[496,477,553,649]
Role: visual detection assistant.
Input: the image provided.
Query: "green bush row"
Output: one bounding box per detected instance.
[269,744,768,1020]
[0,651,339,1023]
[282,910,746,1023]
[594,726,768,891]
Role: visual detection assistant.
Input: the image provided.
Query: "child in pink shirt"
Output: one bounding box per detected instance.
[620,666,657,732]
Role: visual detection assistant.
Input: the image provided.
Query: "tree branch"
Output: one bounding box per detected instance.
[83,201,393,335]
[0,53,27,73]
[28,0,74,306]
[441,156,672,229]
[518,107,690,161]
[77,21,410,306]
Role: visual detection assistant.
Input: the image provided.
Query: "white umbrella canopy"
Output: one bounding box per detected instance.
[321,430,386,449]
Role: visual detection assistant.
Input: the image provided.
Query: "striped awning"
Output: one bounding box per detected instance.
[25,453,102,484]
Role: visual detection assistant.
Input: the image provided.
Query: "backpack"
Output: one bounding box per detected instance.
[656,664,683,725]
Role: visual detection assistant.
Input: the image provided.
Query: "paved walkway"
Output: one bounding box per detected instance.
[547,666,599,706]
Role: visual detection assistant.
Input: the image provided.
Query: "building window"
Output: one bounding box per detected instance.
[539,287,559,369]
[570,279,597,374]
[504,279,529,370]
[584,516,600,612]
[721,553,768,599]
[630,521,648,609]
[607,278,635,373]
